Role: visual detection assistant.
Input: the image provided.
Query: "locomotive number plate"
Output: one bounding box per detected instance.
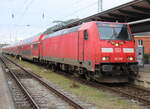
[114,57,123,60]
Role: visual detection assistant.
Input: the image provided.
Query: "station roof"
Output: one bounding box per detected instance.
[134,31,150,36]
[129,18,150,33]
[45,0,150,33]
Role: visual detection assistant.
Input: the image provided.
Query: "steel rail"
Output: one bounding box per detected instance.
[72,77,150,105]
[44,67,150,106]
[40,65,150,106]
[3,55,85,109]
[3,55,150,107]
[100,84,150,105]
[77,78,150,105]
[0,56,40,109]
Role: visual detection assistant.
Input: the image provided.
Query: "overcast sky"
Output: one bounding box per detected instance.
[0,0,133,44]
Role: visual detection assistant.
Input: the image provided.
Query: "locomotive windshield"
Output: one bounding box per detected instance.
[97,23,131,40]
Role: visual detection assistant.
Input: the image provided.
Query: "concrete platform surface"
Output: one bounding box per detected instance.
[135,64,150,88]
[139,64,150,73]
[0,64,15,109]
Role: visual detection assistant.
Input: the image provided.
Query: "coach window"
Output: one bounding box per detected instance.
[84,30,88,40]
[33,43,38,49]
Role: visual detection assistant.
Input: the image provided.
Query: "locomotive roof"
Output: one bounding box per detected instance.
[44,21,129,40]
[44,25,80,39]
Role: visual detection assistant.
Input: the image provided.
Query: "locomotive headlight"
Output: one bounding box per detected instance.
[128,57,134,61]
[102,56,109,61]
[115,43,119,46]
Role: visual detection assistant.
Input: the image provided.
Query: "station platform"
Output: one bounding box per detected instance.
[0,64,15,109]
[134,64,150,89]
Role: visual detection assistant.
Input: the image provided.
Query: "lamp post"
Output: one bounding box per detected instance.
[98,0,103,12]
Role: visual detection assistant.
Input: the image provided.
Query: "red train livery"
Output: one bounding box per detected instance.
[2,21,138,83]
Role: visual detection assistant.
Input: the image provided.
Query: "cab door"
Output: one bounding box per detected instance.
[78,30,88,61]
[78,30,84,61]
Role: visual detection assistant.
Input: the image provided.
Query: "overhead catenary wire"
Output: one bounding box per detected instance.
[10,0,97,43]
[12,0,97,27]
[12,0,36,42]
[71,0,92,6]
[63,1,97,19]
[17,0,35,23]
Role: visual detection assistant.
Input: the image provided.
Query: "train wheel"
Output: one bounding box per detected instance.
[74,73,80,77]
[51,64,55,71]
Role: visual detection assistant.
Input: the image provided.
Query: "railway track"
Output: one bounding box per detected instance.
[71,75,150,107]
[78,77,150,107]
[0,55,89,109]
[34,62,150,107]
[70,77,150,107]
[4,68,35,109]
[29,58,150,107]
[3,55,150,108]
[106,84,150,106]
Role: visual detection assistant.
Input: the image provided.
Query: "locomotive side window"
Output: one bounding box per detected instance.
[97,23,131,40]
[33,43,38,49]
[84,30,88,40]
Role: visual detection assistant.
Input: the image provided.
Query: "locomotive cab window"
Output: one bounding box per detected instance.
[97,23,131,40]
[84,30,88,40]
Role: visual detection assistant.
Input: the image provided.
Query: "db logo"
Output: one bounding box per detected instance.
[114,57,123,60]
[115,48,121,52]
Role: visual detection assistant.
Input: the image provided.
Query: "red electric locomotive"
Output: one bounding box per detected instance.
[2,21,138,83]
[40,21,138,83]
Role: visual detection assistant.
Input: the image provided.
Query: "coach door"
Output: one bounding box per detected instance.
[78,30,88,61]
[32,42,39,58]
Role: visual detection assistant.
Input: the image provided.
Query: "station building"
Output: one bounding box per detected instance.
[134,32,150,54]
